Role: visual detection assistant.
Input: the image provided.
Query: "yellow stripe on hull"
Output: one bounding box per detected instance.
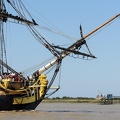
[13,95,36,104]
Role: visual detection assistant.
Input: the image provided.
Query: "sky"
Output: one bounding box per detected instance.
[4,0,120,98]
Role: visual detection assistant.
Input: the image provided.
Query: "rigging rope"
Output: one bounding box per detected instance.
[22,0,78,42]
[38,25,78,41]
[7,0,25,19]
[21,57,55,75]
[46,59,62,92]
[44,60,62,98]
[26,25,60,57]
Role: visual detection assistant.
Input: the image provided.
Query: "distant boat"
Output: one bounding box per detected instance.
[0,0,119,110]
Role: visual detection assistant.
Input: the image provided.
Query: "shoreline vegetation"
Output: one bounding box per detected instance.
[43,96,120,104]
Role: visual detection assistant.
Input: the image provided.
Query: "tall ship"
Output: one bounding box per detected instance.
[0,0,119,110]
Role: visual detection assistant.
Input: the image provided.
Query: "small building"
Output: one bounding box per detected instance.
[100,94,113,105]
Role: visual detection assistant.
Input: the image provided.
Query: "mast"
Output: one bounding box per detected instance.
[0,0,38,75]
[0,0,7,74]
[34,14,120,75]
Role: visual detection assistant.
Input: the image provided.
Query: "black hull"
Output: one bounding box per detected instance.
[0,95,13,110]
[10,99,43,110]
[0,94,43,111]
[0,74,48,111]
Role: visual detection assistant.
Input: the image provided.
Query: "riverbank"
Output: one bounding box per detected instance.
[43,99,98,103]
[43,98,120,104]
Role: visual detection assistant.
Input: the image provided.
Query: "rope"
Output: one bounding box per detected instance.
[21,57,55,75]
[45,60,62,97]
[22,0,78,42]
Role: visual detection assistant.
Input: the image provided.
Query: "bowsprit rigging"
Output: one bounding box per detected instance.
[0,0,120,111]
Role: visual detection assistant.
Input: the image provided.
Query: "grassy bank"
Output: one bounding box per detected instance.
[43,98,98,103]
[43,98,120,104]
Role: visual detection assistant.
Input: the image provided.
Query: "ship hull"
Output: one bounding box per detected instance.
[0,94,43,111]
[0,90,44,111]
[0,94,13,110]
[10,99,42,110]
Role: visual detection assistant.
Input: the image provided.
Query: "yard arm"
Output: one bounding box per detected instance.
[0,0,37,25]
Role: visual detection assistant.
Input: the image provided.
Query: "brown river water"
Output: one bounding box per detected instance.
[0,103,120,120]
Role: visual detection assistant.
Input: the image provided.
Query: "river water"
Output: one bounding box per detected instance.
[0,103,120,120]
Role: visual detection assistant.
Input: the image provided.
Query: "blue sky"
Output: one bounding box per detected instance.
[5,0,120,98]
